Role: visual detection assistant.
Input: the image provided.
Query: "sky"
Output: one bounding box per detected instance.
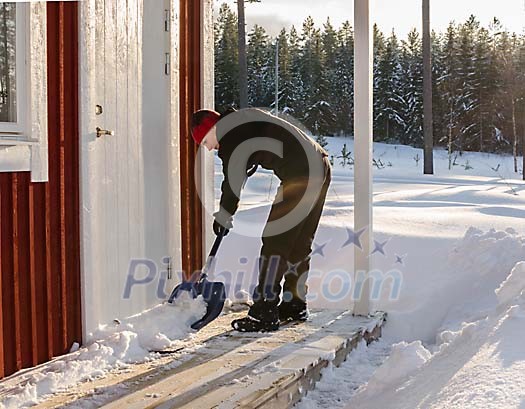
[216,0,525,38]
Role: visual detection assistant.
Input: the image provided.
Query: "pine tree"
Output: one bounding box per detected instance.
[439,22,462,165]
[300,17,335,137]
[498,32,521,168]
[373,24,386,139]
[215,4,239,111]
[487,18,507,153]
[285,26,304,116]
[399,28,424,147]
[431,30,447,148]
[375,30,403,142]
[472,26,493,152]
[335,21,354,136]
[247,25,272,107]
[456,16,480,152]
[322,18,339,135]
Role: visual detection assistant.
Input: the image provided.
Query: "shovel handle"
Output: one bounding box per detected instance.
[200,227,229,278]
[209,227,228,258]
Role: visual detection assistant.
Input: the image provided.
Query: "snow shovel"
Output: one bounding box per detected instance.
[168,228,227,331]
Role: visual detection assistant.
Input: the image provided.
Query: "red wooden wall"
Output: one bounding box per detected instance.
[180,0,204,279]
[0,2,81,379]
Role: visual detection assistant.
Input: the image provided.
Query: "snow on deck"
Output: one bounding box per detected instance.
[31,310,384,408]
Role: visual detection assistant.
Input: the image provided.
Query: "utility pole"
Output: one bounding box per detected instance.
[422,0,434,174]
[522,0,525,180]
[274,39,279,115]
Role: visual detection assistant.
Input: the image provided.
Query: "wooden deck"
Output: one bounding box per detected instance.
[27,309,386,408]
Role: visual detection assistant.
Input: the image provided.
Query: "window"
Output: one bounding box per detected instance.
[0,2,48,182]
[0,2,27,136]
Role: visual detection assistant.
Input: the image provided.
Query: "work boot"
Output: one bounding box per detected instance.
[278,299,309,322]
[231,300,279,332]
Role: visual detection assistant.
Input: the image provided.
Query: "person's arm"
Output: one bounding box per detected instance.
[214,153,254,232]
[216,154,242,219]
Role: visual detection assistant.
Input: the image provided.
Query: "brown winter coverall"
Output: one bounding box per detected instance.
[215,108,331,308]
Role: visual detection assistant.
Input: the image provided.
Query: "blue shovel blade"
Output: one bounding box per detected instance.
[168,278,226,331]
[191,279,226,331]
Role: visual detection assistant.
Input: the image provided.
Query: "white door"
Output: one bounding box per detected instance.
[80,0,172,338]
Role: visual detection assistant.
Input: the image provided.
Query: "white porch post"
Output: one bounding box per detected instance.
[353,0,373,316]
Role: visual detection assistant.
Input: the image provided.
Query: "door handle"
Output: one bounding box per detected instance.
[96,127,114,138]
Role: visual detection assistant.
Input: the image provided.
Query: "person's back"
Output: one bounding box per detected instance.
[217,108,328,181]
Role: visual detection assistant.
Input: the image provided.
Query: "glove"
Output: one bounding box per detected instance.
[213,216,232,236]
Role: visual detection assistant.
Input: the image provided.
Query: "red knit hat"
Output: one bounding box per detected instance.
[191,110,221,145]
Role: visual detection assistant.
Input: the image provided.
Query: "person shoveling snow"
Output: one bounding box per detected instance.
[190,107,331,332]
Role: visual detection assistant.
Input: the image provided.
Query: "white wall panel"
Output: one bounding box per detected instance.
[80,0,174,338]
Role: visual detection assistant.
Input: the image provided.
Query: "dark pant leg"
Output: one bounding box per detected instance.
[253,178,310,305]
[283,158,331,302]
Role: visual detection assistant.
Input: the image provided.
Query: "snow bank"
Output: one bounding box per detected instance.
[298,227,525,409]
[381,227,525,343]
[0,296,206,409]
[347,257,525,409]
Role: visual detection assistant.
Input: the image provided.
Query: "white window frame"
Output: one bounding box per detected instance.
[0,3,28,137]
[0,2,48,182]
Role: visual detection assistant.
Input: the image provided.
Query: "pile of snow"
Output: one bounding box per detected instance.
[362,341,431,395]
[297,228,525,409]
[348,257,525,408]
[0,295,206,409]
[380,227,525,343]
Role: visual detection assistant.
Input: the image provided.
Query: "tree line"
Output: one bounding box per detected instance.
[215,3,525,159]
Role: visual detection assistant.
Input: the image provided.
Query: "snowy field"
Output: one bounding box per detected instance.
[1,137,524,408]
[212,137,525,408]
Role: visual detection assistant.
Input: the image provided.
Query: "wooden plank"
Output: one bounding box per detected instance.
[61,0,82,348]
[10,174,23,371]
[28,182,50,364]
[28,182,40,364]
[88,0,106,335]
[0,176,5,378]
[6,311,385,408]
[1,174,18,375]
[96,310,383,409]
[0,311,247,405]
[14,173,33,368]
[126,0,141,311]
[115,0,129,314]
[179,0,203,280]
[165,313,386,409]
[58,2,70,353]
[103,0,120,320]
[46,3,65,357]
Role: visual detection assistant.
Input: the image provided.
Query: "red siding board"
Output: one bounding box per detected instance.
[180,0,203,280]
[13,172,33,369]
[0,1,81,378]
[0,186,3,378]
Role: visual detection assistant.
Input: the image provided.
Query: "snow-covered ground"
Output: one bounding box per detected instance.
[284,138,524,408]
[212,137,525,408]
[1,137,524,408]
